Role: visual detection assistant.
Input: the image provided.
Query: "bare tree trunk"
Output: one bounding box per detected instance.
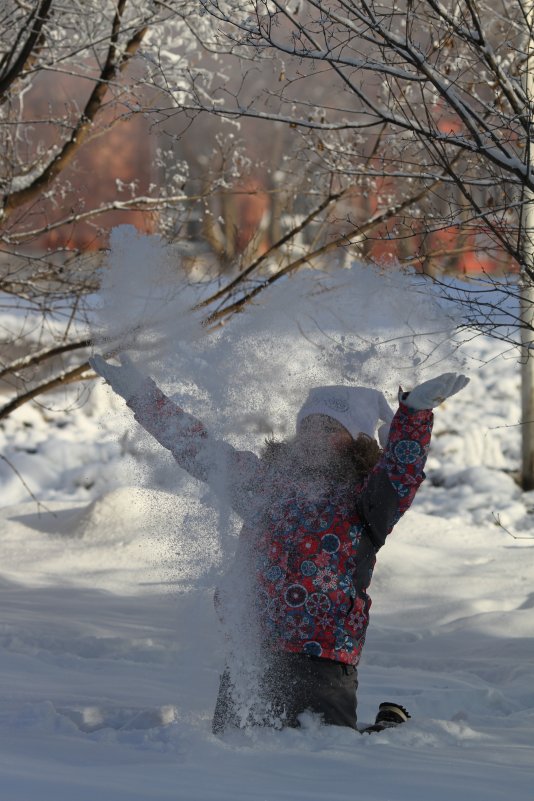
[521,285,534,489]
[520,5,534,490]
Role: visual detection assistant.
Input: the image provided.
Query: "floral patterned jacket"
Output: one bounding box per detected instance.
[128,381,433,666]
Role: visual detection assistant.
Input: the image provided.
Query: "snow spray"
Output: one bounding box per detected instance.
[91,225,464,725]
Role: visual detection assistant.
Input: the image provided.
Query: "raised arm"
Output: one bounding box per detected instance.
[359,373,469,551]
[89,354,262,514]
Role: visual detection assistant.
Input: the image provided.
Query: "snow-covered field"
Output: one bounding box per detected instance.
[1,258,533,800]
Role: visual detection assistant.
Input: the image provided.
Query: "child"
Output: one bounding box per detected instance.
[90,353,468,732]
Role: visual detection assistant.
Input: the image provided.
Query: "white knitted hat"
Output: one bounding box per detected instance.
[296,385,394,447]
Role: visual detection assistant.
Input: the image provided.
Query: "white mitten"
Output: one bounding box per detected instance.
[400,372,469,411]
[89,353,147,402]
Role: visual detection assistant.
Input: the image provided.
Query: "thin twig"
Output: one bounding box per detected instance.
[492,512,534,540]
[0,453,56,516]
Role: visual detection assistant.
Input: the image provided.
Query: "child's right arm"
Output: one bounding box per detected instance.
[90,354,263,512]
[126,376,260,485]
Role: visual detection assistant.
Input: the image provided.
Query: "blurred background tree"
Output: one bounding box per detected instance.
[3,1,534,486]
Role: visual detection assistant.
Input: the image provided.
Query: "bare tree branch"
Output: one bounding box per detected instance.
[0,0,53,100]
[2,2,148,218]
[204,169,451,325]
[0,338,91,380]
[0,361,92,420]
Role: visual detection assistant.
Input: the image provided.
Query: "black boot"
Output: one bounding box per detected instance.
[360,702,411,734]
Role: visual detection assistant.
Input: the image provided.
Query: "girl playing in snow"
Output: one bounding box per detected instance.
[90,354,468,733]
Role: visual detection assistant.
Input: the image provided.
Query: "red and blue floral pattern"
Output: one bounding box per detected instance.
[128,382,433,667]
[252,403,432,664]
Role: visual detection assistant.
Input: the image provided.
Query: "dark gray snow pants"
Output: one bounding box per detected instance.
[212,651,358,733]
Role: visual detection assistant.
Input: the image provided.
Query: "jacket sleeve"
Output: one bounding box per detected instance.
[358,402,433,551]
[126,378,263,514]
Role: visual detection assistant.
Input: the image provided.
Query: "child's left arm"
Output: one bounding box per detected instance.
[358,372,469,551]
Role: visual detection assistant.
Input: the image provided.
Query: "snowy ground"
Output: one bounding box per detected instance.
[1,295,534,799]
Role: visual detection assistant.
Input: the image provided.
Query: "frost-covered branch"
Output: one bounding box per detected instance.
[2,193,193,244]
[0,0,53,100]
[0,361,92,421]
[204,168,451,324]
[0,338,91,380]
[3,2,148,218]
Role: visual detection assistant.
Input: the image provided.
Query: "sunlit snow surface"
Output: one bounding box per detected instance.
[0,236,533,799]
